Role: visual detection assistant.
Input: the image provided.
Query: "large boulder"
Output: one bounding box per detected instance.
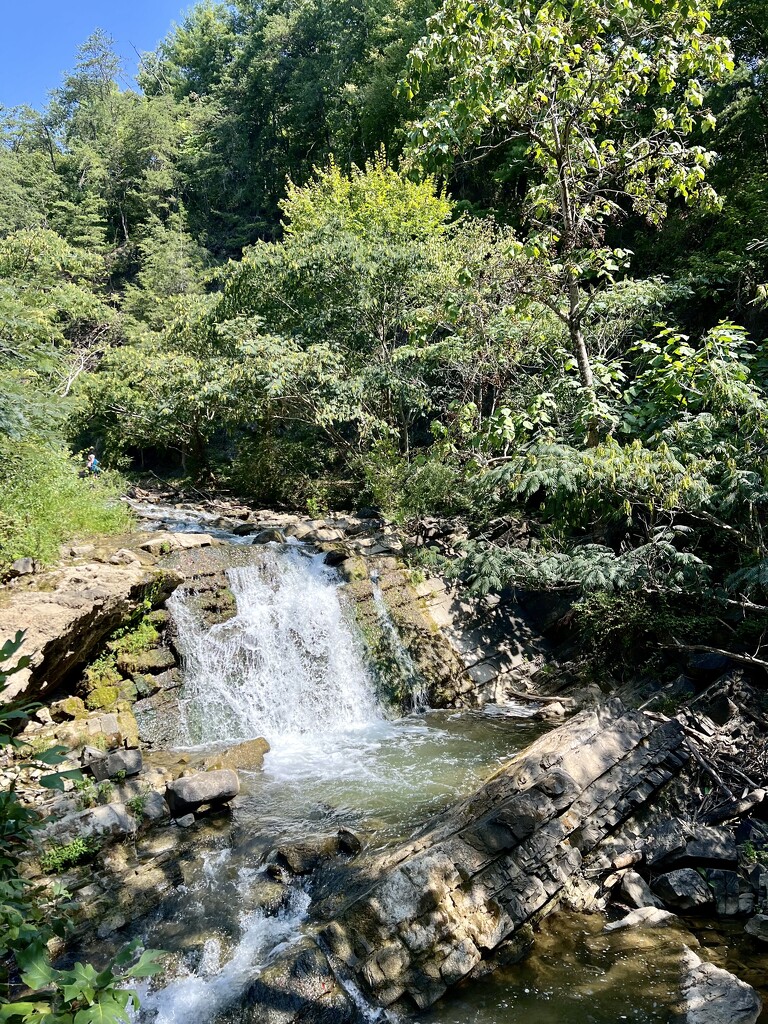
[620,870,664,910]
[204,738,270,772]
[0,561,180,702]
[652,869,714,911]
[677,947,761,1024]
[165,769,239,816]
[669,826,738,868]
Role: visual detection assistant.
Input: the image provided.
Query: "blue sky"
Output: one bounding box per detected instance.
[0,1,193,111]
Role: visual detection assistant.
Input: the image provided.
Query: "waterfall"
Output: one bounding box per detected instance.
[371,579,429,712]
[169,548,383,746]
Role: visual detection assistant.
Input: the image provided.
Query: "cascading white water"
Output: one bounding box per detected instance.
[371,579,429,712]
[169,548,383,746]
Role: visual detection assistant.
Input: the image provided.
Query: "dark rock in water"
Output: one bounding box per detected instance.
[338,828,362,855]
[702,868,741,916]
[323,550,347,568]
[244,877,292,915]
[165,769,239,816]
[652,869,714,910]
[677,947,761,1024]
[745,914,768,943]
[239,938,361,1024]
[88,747,143,782]
[232,522,258,536]
[686,651,731,679]
[276,835,342,875]
[253,528,285,545]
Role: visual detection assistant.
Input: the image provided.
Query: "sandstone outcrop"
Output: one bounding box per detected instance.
[0,560,180,702]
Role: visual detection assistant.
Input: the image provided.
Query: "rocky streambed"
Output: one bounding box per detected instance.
[1,491,767,1023]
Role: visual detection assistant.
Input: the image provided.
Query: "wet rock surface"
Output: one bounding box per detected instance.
[676,947,762,1024]
[239,701,692,1019]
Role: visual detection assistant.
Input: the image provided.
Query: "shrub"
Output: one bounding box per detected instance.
[39,837,100,875]
[0,437,130,570]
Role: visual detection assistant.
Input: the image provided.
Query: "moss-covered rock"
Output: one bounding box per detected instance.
[116,647,177,675]
[85,684,120,712]
[50,695,87,721]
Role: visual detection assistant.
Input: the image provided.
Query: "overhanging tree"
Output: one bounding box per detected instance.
[404,0,735,427]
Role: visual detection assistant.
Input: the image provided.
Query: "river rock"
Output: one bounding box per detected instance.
[604,907,678,931]
[652,869,714,911]
[620,870,664,909]
[204,738,270,772]
[745,914,768,942]
[275,835,343,875]
[253,528,285,544]
[165,769,240,816]
[88,747,143,782]
[677,947,761,1024]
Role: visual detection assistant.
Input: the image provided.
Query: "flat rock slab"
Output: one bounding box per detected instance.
[240,700,691,1021]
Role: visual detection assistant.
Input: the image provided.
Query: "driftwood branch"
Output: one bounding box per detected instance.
[703,789,766,825]
[665,639,768,671]
[506,689,574,705]
[685,736,736,802]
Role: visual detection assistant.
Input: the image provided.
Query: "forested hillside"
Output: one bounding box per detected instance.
[2,0,767,672]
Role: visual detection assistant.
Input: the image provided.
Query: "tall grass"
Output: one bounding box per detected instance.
[0,437,132,569]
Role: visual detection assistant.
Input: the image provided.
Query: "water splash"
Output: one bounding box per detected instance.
[371,580,429,713]
[170,549,382,745]
[135,881,311,1024]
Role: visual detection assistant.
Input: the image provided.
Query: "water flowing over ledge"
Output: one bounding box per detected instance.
[169,549,382,746]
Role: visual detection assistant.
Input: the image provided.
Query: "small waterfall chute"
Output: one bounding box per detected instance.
[169,549,382,746]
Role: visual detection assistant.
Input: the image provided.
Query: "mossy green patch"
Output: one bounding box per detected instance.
[85,683,120,711]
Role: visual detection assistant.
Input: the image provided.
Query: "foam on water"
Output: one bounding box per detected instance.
[134,881,311,1024]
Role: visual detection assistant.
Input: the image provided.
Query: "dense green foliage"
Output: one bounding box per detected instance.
[0,0,767,666]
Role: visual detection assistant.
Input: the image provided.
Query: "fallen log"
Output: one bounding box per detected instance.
[703,789,766,826]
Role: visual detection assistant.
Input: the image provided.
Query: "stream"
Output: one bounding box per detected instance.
[125,505,764,1023]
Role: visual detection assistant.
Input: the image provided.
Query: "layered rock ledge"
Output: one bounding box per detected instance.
[239,700,692,1021]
